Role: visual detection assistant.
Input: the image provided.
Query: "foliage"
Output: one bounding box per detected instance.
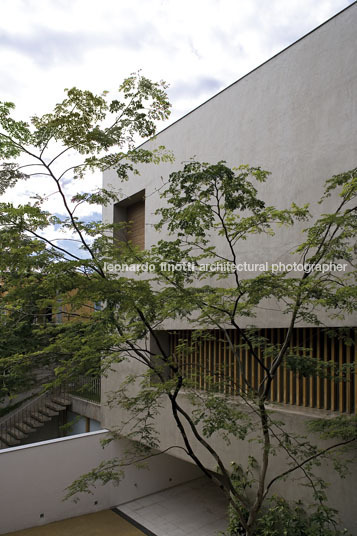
[223,496,349,536]
[0,78,356,536]
[0,72,172,400]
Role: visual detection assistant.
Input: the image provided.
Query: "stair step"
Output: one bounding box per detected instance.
[0,433,20,446]
[30,412,51,423]
[15,422,36,434]
[51,396,71,406]
[38,407,58,418]
[23,417,44,429]
[45,402,67,412]
[7,427,27,440]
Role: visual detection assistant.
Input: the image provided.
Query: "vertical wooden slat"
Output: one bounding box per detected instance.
[331,335,336,411]
[191,331,195,384]
[188,331,192,382]
[345,333,352,413]
[205,339,207,389]
[225,332,230,394]
[353,329,357,414]
[216,332,220,392]
[257,329,263,392]
[208,332,212,389]
[289,329,294,405]
[309,327,314,408]
[238,330,243,396]
[168,332,172,381]
[180,331,184,375]
[221,333,226,394]
[190,331,194,385]
[180,332,184,378]
[172,332,175,374]
[273,328,277,402]
[229,330,239,395]
[323,332,329,410]
[245,333,249,395]
[179,331,183,377]
[316,328,322,409]
[339,338,344,413]
[251,333,256,393]
[296,329,301,406]
[184,331,188,380]
[302,328,307,408]
[168,328,354,415]
[188,331,191,380]
[199,333,203,390]
[190,331,193,385]
[202,332,205,390]
[264,329,271,401]
[213,331,217,390]
[283,328,288,405]
[228,332,233,395]
[231,330,235,394]
[204,332,208,390]
[274,328,282,402]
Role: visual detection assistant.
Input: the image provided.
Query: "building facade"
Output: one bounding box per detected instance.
[102,4,357,531]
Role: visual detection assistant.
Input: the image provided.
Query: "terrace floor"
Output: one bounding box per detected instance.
[4,479,228,536]
[3,510,146,536]
[116,477,228,536]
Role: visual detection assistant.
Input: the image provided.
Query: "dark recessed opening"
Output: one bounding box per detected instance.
[113,190,145,250]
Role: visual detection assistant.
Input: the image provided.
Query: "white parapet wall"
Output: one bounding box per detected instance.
[0,430,201,534]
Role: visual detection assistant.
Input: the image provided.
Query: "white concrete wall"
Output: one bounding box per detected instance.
[103,4,357,330]
[100,7,357,532]
[102,394,357,533]
[0,430,201,534]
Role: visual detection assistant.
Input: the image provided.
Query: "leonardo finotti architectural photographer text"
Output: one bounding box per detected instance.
[103,261,347,274]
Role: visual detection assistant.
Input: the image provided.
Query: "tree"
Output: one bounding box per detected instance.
[0,80,356,535]
[0,73,172,399]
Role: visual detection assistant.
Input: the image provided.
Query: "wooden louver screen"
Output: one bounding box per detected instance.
[126,200,145,250]
[168,328,357,414]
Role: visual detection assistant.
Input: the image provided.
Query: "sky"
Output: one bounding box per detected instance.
[0,0,354,254]
[0,0,354,122]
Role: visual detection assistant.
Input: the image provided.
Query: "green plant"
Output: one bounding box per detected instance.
[224,496,349,536]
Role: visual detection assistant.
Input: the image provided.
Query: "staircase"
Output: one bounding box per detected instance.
[0,391,71,449]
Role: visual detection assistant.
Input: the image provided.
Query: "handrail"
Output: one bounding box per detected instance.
[0,377,101,448]
[67,376,101,403]
[0,391,48,427]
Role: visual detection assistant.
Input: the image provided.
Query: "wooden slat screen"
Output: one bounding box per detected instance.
[126,200,145,250]
[168,328,356,414]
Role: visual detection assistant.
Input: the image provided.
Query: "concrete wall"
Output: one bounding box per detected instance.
[154,398,357,534]
[100,6,357,532]
[70,395,101,422]
[102,392,357,533]
[103,4,357,330]
[0,430,201,534]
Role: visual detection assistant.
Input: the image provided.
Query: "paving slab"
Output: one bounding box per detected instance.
[116,477,228,536]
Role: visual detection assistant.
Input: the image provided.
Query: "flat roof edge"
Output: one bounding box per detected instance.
[138,1,356,147]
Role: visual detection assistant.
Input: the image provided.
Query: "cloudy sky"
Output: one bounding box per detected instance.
[0,0,354,253]
[0,0,354,122]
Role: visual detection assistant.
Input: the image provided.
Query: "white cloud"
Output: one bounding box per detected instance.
[0,0,352,116]
[0,0,353,224]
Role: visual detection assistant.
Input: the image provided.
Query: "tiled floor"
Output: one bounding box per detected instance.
[116,477,228,536]
[3,510,146,536]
